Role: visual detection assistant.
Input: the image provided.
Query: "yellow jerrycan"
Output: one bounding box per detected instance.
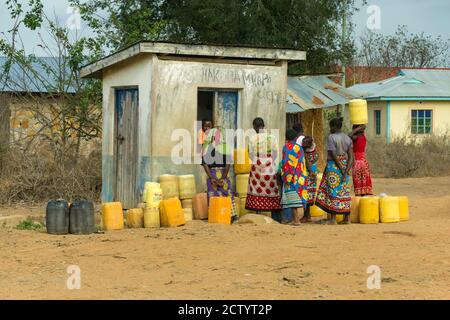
[144,207,160,228]
[234,149,252,174]
[159,175,179,199]
[160,198,185,227]
[101,202,124,231]
[178,175,196,200]
[349,99,368,125]
[310,205,326,218]
[183,208,194,222]
[208,197,232,225]
[125,208,144,228]
[236,174,250,197]
[350,196,361,223]
[359,196,380,224]
[380,196,400,223]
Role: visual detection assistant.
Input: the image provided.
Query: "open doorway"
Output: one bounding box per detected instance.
[197,89,239,191]
[197,89,238,129]
[197,91,214,123]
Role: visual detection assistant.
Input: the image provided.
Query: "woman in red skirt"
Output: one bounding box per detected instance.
[350,125,373,196]
[245,117,282,213]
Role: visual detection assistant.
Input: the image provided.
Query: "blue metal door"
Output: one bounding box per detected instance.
[214,91,238,130]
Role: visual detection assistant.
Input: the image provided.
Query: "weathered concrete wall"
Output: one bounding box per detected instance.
[150,56,288,190]
[102,54,153,202]
[366,101,387,141]
[390,100,450,138]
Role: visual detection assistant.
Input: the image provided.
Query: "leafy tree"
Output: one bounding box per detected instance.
[71,0,359,73]
[69,0,166,52]
[358,26,450,68]
[162,0,358,73]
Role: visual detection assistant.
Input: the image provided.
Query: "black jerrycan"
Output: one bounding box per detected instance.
[46,199,69,235]
[69,199,95,234]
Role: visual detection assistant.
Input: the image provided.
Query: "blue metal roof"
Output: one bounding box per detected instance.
[0,56,76,93]
[349,69,450,100]
[286,75,358,113]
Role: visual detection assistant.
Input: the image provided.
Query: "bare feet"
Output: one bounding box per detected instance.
[300,216,312,223]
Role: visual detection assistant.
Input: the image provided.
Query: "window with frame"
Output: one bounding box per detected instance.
[411,110,432,134]
[374,110,381,135]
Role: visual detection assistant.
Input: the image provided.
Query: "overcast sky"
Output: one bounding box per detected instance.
[1,0,449,56]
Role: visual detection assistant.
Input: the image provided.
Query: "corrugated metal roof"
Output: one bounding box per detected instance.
[286,75,358,113]
[0,57,76,93]
[349,69,450,100]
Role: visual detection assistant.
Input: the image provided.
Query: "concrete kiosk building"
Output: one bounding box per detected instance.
[81,41,306,209]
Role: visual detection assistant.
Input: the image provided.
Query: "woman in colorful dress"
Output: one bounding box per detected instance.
[202,123,238,222]
[280,129,309,225]
[316,117,353,225]
[245,117,282,214]
[300,136,319,223]
[350,124,373,196]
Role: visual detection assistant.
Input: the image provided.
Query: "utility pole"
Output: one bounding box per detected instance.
[339,0,348,117]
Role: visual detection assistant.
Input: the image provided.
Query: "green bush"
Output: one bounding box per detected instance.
[15,218,44,231]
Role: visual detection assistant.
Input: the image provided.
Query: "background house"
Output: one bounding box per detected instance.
[0,57,99,156]
[350,69,450,143]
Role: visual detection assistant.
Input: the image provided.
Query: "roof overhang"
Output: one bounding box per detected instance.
[366,96,450,101]
[80,41,307,79]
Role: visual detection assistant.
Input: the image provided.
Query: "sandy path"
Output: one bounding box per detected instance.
[1,176,450,300]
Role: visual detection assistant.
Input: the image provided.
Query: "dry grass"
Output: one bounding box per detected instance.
[0,146,101,205]
[366,132,450,178]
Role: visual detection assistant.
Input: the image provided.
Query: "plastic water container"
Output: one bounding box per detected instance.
[192,193,208,220]
[46,199,69,235]
[144,183,163,208]
[178,175,196,199]
[126,208,144,228]
[181,199,193,209]
[236,174,250,197]
[359,196,380,224]
[143,182,160,201]
[208,197,232,225]
[398,196,409,221]
[144,207,160,228]
[380,196,400,223]
[349,99,368,125]
[240,197,255,216]
[101,202,124,230]
[160,198,185,227]
[69,199,95,234]
[309,205,324,218]
[159,175,179,199]
[350,196,361,223]
[183,208,194,222]
[234,149,252,174]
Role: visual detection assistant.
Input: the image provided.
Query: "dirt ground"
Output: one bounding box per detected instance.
[1,176,449,300]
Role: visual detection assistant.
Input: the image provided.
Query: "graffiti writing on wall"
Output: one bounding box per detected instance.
[201,68,271,87]
[256,89,283,105]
